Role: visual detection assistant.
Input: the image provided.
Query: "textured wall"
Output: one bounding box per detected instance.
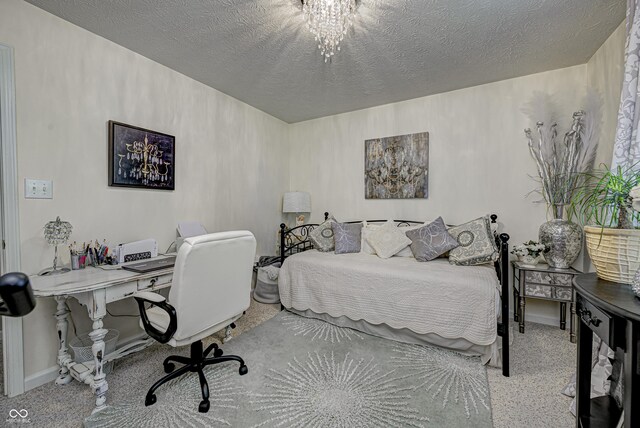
[288,65,588,322]
[588,21,626,168]
[0,0,289,379]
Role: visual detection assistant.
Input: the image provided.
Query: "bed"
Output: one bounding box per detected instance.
[278,213,511,377]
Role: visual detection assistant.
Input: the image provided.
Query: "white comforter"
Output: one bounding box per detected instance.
[278,250,499,346]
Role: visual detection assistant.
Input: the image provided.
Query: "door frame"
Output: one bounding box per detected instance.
[0,43,24,397]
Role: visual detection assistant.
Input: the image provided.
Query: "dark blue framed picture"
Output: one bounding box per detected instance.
[108,121,175,190]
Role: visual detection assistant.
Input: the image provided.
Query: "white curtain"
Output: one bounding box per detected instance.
[612,0,640,170]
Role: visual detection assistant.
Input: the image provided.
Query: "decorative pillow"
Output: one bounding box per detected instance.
[405,217,459,262]
[309,218,336,252]
[394,222,429,257]
[332,222,363,254]
[366,221,412,259]
[360,221,382,255]
[448,216,499,266]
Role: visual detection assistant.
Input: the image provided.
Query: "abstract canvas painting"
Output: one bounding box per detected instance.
[365,132,429,199]
[108,121,175,190]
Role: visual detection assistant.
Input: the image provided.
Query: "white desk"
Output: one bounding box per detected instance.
[29,258,175,414]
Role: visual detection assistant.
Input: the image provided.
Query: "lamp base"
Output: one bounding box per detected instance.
[39,267,71,276]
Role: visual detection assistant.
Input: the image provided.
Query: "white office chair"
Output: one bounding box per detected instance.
[134,230,256,413]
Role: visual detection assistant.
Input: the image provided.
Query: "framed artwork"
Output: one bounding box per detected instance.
[365,132,429,199]
[108,121,175,190]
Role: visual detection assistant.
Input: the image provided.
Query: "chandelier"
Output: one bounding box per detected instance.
[302,0,356,62]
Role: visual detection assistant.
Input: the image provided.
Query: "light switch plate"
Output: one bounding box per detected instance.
[25,179,53,199]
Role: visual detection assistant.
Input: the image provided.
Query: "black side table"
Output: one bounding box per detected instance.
[574,273,639,428]
[512,261,581,342]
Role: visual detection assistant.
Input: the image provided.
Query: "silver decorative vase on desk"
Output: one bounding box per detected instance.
[539,205,583,269]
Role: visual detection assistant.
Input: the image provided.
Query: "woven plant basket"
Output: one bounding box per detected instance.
[584,225,640,284]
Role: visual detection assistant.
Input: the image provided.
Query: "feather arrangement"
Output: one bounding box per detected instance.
[522,90,602,218]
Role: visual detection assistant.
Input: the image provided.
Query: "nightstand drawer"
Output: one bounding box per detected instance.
[525,283,552,298]
[524,271,573,286]
[524,283,573,301]
[577,295,617,348]
[554,287,573,301]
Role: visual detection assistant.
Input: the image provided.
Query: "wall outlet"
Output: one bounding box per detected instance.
[25,179,53,199]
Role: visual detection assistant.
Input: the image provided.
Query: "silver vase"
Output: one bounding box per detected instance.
[538,206,583,269]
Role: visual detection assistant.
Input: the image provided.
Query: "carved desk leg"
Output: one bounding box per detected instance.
[223,325,233,343]
[89,316,109,413]
[86,289,109,414]
[54,296,73,385]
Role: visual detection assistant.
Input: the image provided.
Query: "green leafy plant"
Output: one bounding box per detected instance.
[569,163,640,229]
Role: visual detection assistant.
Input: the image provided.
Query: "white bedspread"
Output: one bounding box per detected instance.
[278,250,499,346]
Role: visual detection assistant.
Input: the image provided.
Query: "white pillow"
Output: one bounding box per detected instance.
[366,221,412,259]
[361,221,382,254]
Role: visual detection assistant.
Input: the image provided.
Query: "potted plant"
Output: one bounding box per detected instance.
[569,163,640,284]
[511,241,548,267]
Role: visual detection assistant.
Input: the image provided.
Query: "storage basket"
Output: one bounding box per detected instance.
[70,329,119,374]
[253,262,281,304]
[584,226,640,284]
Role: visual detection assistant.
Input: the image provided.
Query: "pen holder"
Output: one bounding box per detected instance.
[71,253,87,270]
[71,254,80,270]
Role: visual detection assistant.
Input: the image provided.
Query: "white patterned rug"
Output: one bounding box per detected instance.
[85,311,493,427]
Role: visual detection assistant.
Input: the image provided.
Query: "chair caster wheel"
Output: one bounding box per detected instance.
[214,348,223,357]
[239,365,248,376]
[199,400,210,413]
[163,362,175,373]
[145,394,157,407]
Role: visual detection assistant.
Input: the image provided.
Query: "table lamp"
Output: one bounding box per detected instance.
[39,216,73,276]
[283,191,311,227]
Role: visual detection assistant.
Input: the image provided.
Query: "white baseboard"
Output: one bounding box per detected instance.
[510,310,564,327]
[23,332,151,393]
[24,366,58,392]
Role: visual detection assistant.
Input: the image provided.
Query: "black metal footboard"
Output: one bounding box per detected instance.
[492,217,511,377]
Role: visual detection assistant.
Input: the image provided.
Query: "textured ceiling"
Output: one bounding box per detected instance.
[25,0,625,123]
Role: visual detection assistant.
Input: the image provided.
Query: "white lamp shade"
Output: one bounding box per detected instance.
[283,192,311,213]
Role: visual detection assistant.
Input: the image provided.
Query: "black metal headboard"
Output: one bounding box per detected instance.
[279,213,509,270]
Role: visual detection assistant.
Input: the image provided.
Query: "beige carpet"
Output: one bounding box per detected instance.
[0,301,576,427]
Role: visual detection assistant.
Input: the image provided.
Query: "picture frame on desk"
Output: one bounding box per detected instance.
[108,120,175,190]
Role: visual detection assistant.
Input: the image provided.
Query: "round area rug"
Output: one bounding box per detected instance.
[85,311,493,427]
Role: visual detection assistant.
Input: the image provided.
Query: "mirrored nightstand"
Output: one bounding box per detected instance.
[512,261,581,343]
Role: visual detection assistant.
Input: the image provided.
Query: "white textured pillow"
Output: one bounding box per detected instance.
[361,221,384,254]
[366,221,412,259]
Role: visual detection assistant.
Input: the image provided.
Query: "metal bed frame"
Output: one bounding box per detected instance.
[278,213,511,377]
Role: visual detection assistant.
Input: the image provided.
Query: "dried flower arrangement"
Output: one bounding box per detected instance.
[522,91,602,219]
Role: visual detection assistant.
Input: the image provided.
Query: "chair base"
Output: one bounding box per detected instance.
[144,340,247,413]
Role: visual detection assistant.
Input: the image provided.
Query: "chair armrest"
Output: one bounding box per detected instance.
[134,291,166,303]
[134,293,177,344]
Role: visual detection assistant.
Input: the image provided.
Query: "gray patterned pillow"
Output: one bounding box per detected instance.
[332,222,363,254]
[448,216,499,266]
[309,218,336,252]
[405,217,459,262]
